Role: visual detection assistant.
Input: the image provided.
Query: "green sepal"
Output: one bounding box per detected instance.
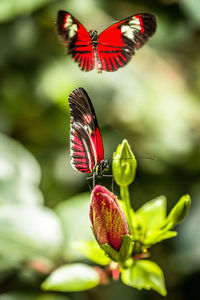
[101,234,133,263]
[119,235,134,262]
[144,229,177,247]
[100,244,120,262]
[72,240,110,266]
[163,194,191,229]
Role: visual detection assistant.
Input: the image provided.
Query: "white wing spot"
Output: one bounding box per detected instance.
[121,25,134,40]
[121,25,130,33]
[64,15,78,38]
[69,24,78,38]
[129,18,140,25]
[64,15,73,29]
[121,17,141,40]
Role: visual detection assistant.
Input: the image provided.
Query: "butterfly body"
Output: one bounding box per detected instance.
[57,11,157,72]
[93,159,109,177]
[68,87,109,181]
[89,30,98,47]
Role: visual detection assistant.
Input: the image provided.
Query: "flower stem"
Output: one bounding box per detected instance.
[120,185,134,237]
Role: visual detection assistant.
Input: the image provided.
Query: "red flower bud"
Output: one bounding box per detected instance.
[89,185,130,251]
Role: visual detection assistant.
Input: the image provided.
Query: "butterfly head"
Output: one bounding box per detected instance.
[95,159,109,176]
[101,159,109,172]
[89,30,98,45]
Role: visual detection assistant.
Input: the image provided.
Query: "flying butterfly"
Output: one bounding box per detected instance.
[57,11,157,73]
[68,87,110,186]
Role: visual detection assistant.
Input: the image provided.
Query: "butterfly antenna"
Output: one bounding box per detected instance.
[98,20,118,29]
[111,176,114,193]
[112,156,157,161]
[135,156,157,161]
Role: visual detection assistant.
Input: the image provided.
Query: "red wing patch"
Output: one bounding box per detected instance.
[70,123,96,173]
[97,13,157,72]
[90,127,104,163]
[57,11,94,71]
[68,87,104,174]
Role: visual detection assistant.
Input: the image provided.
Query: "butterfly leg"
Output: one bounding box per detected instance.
[86,172,97,188]
[93,172,96,188]
[86,178,92,191]
[111,176,114,193]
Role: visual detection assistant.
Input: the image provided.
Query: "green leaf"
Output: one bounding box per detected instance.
[0,204,63,261]
[72,240,110,266]
[41,264,100,292]
[136,196,167,231]
[121,260,167,296]
[55,192,93,260]
[0,133,43,205]
[145,230,177,246]
[0,180,43,206]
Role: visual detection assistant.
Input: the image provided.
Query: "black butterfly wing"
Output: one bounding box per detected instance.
[57,11,95,71]
[68,87,104,173]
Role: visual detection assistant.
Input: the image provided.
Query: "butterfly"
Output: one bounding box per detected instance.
[57,11,157,73]
[68,87,110,185]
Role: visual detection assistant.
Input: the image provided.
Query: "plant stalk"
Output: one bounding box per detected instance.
[120,185,134,237]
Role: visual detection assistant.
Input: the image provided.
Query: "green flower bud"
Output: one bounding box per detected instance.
[167,194,191,227]
[112,139,137,186]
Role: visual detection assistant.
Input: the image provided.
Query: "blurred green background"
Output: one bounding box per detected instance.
[0,0,200,299]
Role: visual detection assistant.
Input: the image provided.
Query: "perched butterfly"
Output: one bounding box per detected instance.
[68,87,110,185]
[57,11,157,73]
